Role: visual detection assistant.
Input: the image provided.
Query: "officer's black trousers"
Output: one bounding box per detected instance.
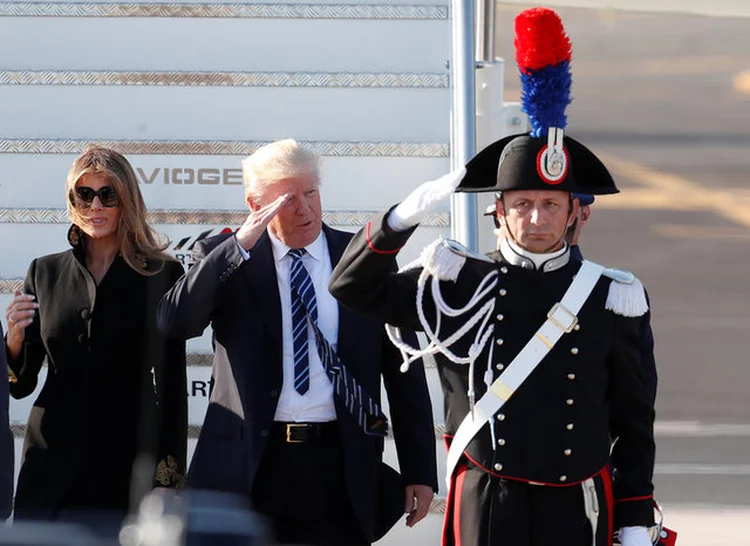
[443,462,613,546]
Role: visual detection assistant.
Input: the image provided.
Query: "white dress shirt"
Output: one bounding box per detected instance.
[238,231,339,422]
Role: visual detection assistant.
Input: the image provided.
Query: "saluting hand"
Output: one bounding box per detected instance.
[5,291,39,361]
[388,167,467,232]
[404,484,434,527]
[236,193,290,251]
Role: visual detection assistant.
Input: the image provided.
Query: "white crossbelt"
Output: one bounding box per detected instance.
[444,260,605,487]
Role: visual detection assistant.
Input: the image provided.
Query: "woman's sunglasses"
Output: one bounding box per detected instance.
[70,186,119,208]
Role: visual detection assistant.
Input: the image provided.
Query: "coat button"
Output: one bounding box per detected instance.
[80,308,91,320]
[571,347,579,355]
[496,363,504,371]
[559,475,567,482]
[77,333,87,345]
[269,389,279,398]
[500,266,508,274]
[496,314,504,321]
[567,373,576,380]
[260,429,269,437]
[564,448,572,456]
[566,423,574,430]
[494,463,503,471]
[566,399,574,406]
[499,289,507,296]
[497,438,506,446]
[495,338,504,346]
[496,413,505,421]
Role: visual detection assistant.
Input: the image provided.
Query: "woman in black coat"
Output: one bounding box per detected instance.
[5,145,187,523]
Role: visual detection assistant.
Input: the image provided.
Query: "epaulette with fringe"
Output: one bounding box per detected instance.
[400,237,493,282]
[602,268,648,317]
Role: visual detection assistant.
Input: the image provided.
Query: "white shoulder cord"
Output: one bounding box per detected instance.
[385,267,498,371]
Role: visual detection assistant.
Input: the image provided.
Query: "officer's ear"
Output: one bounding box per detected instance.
[496,196,507,224]
[580,205,592,227]
[566,197,580,228]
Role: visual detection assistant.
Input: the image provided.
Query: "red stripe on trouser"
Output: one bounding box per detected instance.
[442,463,467,546]
[601,466,614,546]
[453,464,467,546]
[441,436,453,546]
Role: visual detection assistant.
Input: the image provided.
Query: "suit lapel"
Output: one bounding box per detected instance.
[325,225,360,373]
[242,232,283,362]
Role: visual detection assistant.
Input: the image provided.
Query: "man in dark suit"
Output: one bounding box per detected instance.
[158,139,438,546]
[1,323,13,520]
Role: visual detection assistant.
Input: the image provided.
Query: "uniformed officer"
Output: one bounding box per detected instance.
[329,7,656,546]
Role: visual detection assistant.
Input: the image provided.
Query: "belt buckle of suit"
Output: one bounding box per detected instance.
[285,423,313,443]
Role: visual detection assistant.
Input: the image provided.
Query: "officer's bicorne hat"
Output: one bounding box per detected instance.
[456,7,618,197]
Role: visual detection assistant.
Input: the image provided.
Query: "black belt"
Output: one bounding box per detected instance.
[271,421,339,444]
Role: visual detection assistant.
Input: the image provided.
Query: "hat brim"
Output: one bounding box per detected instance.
[457,133,619,196]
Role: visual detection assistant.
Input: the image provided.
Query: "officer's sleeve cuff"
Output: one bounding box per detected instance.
[614,496,655,529]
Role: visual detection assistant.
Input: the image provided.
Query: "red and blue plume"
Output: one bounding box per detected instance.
[514,7,572,138]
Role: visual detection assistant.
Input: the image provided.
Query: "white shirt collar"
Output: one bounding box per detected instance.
[499,237,570,272]
[268,229,326,264]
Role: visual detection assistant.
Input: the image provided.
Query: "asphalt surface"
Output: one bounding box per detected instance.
[495,6,750,509]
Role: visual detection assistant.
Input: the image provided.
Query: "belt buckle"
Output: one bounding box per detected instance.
[285,423,308,443]
[547,302,578,333]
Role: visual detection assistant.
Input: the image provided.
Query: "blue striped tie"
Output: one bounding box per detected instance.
[289,249,316,394]
[288,249,388,436]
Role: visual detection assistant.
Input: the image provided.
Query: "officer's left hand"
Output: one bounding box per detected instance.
[404,484,434,527]
[619,526,652,546]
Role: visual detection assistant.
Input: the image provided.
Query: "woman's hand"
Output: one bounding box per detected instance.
[5,290,38,360]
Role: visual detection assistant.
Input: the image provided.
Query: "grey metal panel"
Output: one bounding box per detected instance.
[0,18,450,72]
[0,87,450,141]
[0,207,450,226]
[0,154,452,210]
[0,70,449,88]
[0,139,449,157]
[0,2,449,19]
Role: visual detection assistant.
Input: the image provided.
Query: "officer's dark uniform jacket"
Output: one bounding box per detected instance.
[330,212,656,529]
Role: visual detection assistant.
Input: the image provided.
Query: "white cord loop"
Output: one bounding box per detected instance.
[385,263,498,372]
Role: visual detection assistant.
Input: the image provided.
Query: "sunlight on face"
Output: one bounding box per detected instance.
[499,190,577,253]
[250,173,322,249]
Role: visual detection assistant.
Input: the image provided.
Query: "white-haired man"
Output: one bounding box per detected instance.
[158,139,438,545]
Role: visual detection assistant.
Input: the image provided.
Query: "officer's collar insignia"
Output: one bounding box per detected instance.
[499,238,570,272]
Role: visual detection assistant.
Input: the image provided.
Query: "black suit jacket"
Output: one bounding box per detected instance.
[158,225,438,540]
[8,249,187,518]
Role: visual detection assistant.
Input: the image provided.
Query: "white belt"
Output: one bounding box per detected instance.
[444,260,605,487]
